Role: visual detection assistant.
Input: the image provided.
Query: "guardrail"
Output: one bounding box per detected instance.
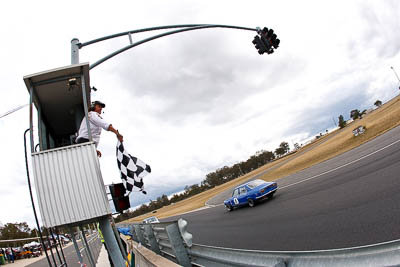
[118,219,192,266]
[117,219,400,267]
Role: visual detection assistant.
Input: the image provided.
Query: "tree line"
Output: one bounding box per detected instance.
[115,141,291,222]
[0,222,96,247]
[0,222,40,247]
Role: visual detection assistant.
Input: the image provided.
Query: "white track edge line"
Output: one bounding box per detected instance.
[280,138,400,190]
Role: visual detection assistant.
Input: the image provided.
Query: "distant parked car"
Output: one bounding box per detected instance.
[50,234,70,244]
[224,179,277,211]
[142,216,160,224]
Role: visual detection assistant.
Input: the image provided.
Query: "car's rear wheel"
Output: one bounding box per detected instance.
[248,198,255,207]
[225,204,233,211]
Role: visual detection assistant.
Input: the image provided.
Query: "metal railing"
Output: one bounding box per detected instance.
[118,219,400,267]
[118,219,192,266]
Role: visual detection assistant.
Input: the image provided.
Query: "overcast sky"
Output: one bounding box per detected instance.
[1,0,400,228]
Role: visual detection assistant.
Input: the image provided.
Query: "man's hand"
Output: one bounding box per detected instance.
[96,150,102,157]
[108,125,124,143]
[117,132,123,143]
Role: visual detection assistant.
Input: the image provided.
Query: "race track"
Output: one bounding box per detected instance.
[165,125,400,251]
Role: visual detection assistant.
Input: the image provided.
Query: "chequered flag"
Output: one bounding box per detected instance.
[116,141,151,193]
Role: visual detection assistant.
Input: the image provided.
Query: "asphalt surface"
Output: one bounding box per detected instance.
[27,235,102,267]
[165,125,400,251]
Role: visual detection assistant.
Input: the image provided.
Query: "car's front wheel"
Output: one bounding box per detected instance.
[248,198,255,207]
[225,204,233,211]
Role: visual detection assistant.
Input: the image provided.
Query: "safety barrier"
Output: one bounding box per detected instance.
[118,219,400,267]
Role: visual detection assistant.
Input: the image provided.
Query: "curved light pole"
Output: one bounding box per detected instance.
[391,66,400,92]
[71,24,271,68]
[391,66,400,83]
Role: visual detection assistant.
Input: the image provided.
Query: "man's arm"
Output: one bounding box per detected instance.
[89,112,124,142]
[108,124,123,142]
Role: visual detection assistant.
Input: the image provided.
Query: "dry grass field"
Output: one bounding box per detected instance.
[125,95,400,223]
[259,95,400,181]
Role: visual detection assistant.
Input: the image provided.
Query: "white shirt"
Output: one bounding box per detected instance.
[77,111,110,147]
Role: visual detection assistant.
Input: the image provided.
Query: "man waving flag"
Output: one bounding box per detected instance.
[116,141,151,194]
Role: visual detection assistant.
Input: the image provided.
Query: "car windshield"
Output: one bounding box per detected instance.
[247,179,266,189]
[232,189,239,197]
[239,187,247,195]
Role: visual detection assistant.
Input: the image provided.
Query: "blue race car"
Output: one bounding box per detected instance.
[224,179,277,211]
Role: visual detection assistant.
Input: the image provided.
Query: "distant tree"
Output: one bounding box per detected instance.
[374,100,382,107]
[0,222,31,239]
[30,228,39,238]
[0,222,31,247]
[350,109,361,120]
[185,184,202,196]
[160,194,170,206]
[294,143,300,150]
[275,147,283,157]
[231,163,243,178]
[279,142,290,154]
[241,160,252,173]
[246,155,260,170]
[148,199,160,210]
[170,193,185,203]
[40,226,49,236]
[274,142,289,157]
[255,150,275,164]
[184,185,190,193]
[338,115,346,129]
[216,166,232,181]
[204,172,221,188]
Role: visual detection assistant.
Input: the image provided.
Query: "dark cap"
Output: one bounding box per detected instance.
[93,100,105,108]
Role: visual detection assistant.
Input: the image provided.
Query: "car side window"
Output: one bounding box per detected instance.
[232,189,239,197]
[239,187,247,195]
